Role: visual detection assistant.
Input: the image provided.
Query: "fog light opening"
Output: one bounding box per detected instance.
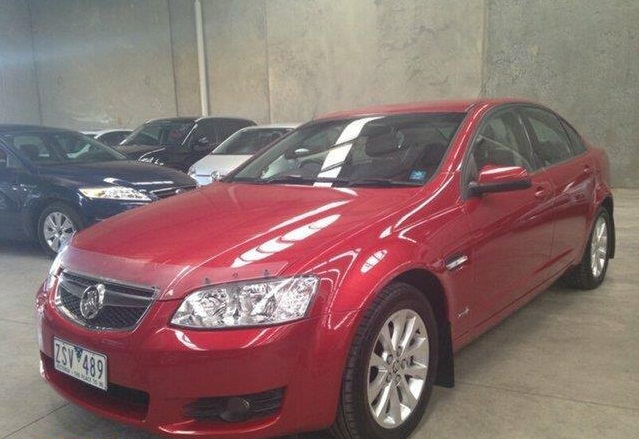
[220,397,251,422]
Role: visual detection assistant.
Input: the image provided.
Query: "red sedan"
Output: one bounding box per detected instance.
[36,99,614,439]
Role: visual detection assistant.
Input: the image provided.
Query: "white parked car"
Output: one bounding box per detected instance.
[82,129,133,146]
[188,123,299,185]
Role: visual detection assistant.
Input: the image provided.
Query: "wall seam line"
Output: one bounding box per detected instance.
[27,0,43,124]
[264,0,273,123]
[479,0,489,98]
[167,0,180,116]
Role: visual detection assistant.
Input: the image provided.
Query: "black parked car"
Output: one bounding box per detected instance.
[117,116,256,172]
[0,125,196,256]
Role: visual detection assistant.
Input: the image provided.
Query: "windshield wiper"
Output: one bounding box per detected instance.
[256,175,350,185]
[345,178,422,187]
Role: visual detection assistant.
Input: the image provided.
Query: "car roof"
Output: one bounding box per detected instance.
[240,123,301,131]
[144,116,255,124]
[81,129,132,136]
[315,98,532,120]
[0,124,75,134]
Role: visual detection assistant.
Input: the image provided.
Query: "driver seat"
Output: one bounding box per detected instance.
[18,144,41,161]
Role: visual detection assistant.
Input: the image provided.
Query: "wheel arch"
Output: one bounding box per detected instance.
[393,268,455,388]
[27,196,83,240]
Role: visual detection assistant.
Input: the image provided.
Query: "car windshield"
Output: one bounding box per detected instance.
[122,121,194,146]
[212,128,292,155]
[1,131,126,165]
[228,113,465,187]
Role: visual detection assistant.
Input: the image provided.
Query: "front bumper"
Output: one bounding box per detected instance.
[79,198,148,224]
[36,284,357,438]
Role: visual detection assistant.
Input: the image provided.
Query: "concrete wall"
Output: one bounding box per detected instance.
[483,0,639,187]
[0,0,41,124]
[202,0,484,123]
[203,0,271,123]
[169,0,200,117]
[29,0,184,130]
[0,0,636,186]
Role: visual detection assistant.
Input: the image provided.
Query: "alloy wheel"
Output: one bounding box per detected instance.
[590,216,608,278]
[43,211,75,253]
[367,309,429,429]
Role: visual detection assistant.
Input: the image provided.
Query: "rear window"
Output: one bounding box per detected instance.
[561,121,587,155]
[522,108,575,167]
[216,120,255,141]
[213,128,292,155]
[123,121,194,146]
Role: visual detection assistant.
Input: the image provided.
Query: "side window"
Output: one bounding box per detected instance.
[191,121,217,144]
[217,121,250,142]
[99,132,124,145]
[522,108,574,166]
[0,148,24,170]
[12,135,53,163]
[561,120,587,155]
[469,109,537,179]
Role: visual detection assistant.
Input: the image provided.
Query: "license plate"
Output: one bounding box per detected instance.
[53,338,107,390]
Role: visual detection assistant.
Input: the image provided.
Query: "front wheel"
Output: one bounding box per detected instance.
[563,207,612,290]
[37,202,84,257]
[330,282,438,439]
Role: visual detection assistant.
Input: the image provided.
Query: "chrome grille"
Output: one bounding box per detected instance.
[55,271,156,331]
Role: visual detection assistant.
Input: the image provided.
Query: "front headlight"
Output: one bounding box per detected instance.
[79,186,151,201]
[44,249,65,291]
[171,276,319,329]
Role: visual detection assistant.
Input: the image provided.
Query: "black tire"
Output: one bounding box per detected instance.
[562,207,611,290]
[37,202,85,258]
[330,282,438,439]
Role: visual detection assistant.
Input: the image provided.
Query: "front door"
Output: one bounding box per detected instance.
[0,148,28,239]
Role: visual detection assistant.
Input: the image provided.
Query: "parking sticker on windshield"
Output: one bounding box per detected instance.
[409,170,427,183]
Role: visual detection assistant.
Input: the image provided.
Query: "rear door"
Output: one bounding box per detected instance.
[462,106,556,315]
[519,107,595,271]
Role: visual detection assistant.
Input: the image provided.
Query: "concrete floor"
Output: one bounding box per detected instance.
[1,189,637,439]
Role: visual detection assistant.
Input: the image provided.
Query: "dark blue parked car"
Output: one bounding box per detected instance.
[0,125,196,256]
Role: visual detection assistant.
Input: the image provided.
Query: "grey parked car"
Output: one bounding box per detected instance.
[188,123,299,185]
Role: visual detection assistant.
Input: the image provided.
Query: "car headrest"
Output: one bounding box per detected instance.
[365,132,404,157]
[420,142,447,166]
[19,144,40,161]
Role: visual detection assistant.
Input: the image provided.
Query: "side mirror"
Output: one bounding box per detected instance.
[284,147,312,159]
[192,136,210,150]
[468,165,532,196]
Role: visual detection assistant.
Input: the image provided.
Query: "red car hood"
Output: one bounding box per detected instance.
[62,183,419,300]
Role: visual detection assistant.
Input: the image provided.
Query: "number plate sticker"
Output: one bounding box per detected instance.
[53,338,107,391]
